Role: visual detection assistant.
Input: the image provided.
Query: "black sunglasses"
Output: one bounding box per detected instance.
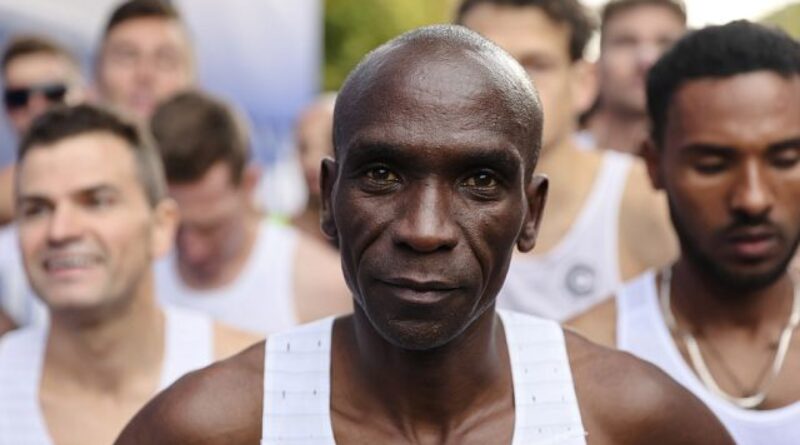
[4,83,68,110]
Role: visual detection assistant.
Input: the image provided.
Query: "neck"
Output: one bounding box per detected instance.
[343,305,511,437]
[181,206,261,289]
[586,107,648,153]
[669,258,795,335]
[45,289,165,394]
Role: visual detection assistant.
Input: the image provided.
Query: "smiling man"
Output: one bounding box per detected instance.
[570,21,800,444]
[0,105,256,445]
[116,25,730,445]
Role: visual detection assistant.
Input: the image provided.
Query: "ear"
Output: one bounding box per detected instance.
[320,157,339,242]
[571,60,598,116]
[240,164,262,197]
[151,198,180,260]
[517,173,548,253]
[641,138,664,190]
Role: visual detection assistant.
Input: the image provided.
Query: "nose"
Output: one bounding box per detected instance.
[27,93,51,117]
[731,161,773,219]
[636,43,662,74]
[392,181,459,253]
[47,203,82,245]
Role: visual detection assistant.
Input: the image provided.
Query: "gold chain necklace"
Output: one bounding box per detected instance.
[658,266,800,409]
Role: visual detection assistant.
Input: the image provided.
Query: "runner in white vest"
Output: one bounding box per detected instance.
[1,104,256,445]
[117,25,730,445]
[457,0,677,322]
[569,21,800,445]
[150,91,351,334]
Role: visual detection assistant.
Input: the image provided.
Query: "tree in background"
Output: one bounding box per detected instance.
[762,2,800,38]
[324,0,455,90]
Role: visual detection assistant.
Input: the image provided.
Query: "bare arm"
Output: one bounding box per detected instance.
[618,160,677,280]
[213,322,262,360]
[0,309,16,336]
[567,332,733,445]
[564,298,617,348]
[115,343,265,445]
[293,232,352,322]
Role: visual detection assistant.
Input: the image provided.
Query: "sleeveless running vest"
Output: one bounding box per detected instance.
[498,152,633,321]
[260,310,586,444]
[618,271,800,445]
[0,305,213,445]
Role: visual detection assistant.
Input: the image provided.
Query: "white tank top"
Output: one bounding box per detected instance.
[498,152,633,321]
[260,310,586,445]
[0,305,213,445]
[618,271,800,445]
[0,225,47,328]
[157,218,298,335]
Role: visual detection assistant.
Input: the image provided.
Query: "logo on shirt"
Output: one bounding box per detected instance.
[565,263,596,297]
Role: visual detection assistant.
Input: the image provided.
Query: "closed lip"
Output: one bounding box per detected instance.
[380,277,460,292]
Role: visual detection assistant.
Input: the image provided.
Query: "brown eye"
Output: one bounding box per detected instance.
[464,172,498,188]
[365,167,399,184]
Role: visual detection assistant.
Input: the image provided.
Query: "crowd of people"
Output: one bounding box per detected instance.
[0,0,798,444]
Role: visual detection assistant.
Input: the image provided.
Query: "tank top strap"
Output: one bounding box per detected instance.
[159,305,214,389]
[0,326,53,445]
[261,316,336,445]
[498,310,587,445]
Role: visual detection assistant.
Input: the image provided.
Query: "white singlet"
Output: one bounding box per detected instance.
[260,310,586,445]
[498,152,633,321]
[618,271,800,445]
[0,305,213,445]
[0,225,47,327]
[157,218,299,335]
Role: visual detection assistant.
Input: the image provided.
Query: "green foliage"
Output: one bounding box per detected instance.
[324,0,455,90]
[761,2,800,38]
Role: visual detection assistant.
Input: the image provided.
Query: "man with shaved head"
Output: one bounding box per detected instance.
[116,25,731,444]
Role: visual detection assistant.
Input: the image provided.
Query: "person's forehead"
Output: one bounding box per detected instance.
[461,4,571,60]
[5,53,76,85]
[18,132,140,196]
[168,163,241,222]
[104,17,189,50]
[603,4,684,37]
[666,72,800,146]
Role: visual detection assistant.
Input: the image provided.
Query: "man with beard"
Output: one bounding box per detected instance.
[116,25,730,445]
[570,21,800,444]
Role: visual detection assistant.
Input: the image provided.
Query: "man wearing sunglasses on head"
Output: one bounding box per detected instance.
[0,35,86,334]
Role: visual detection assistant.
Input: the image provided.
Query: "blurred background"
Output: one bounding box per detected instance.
[0,0,797,215]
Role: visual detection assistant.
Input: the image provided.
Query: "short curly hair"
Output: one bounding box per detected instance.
[647,20,800,147]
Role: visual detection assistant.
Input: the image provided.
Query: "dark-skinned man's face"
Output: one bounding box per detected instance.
[648,72,800,291]
[322,50,546,350]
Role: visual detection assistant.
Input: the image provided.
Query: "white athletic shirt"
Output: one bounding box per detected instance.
[618,271,800,445]
[260,310,586,445]
[498,152,633,321]
[0,305,213,445]
[156,218,299,335]
[0,225,47,327]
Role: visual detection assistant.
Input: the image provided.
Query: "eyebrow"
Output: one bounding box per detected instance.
[344,140,524,173]
[17,184,120,206]
[681,137,800,156]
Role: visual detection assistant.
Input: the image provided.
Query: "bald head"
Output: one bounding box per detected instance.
[334,25,543,174]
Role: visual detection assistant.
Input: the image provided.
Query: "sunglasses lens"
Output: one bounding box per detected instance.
[3,88,29,109]
[42,84,67,103]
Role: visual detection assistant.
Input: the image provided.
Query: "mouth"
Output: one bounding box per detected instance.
[378,277,460,306]
[42,254,101,278]
[725,228,780,260]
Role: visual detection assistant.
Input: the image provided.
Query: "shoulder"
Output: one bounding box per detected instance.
[292,230,351,322]
[564,297,617,348]
[213,322,263,360]
[115,342,265,445]
[565,332,732,444]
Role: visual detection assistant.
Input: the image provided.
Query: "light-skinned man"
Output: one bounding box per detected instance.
[0,105,256,445]
[457,0,676,320]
